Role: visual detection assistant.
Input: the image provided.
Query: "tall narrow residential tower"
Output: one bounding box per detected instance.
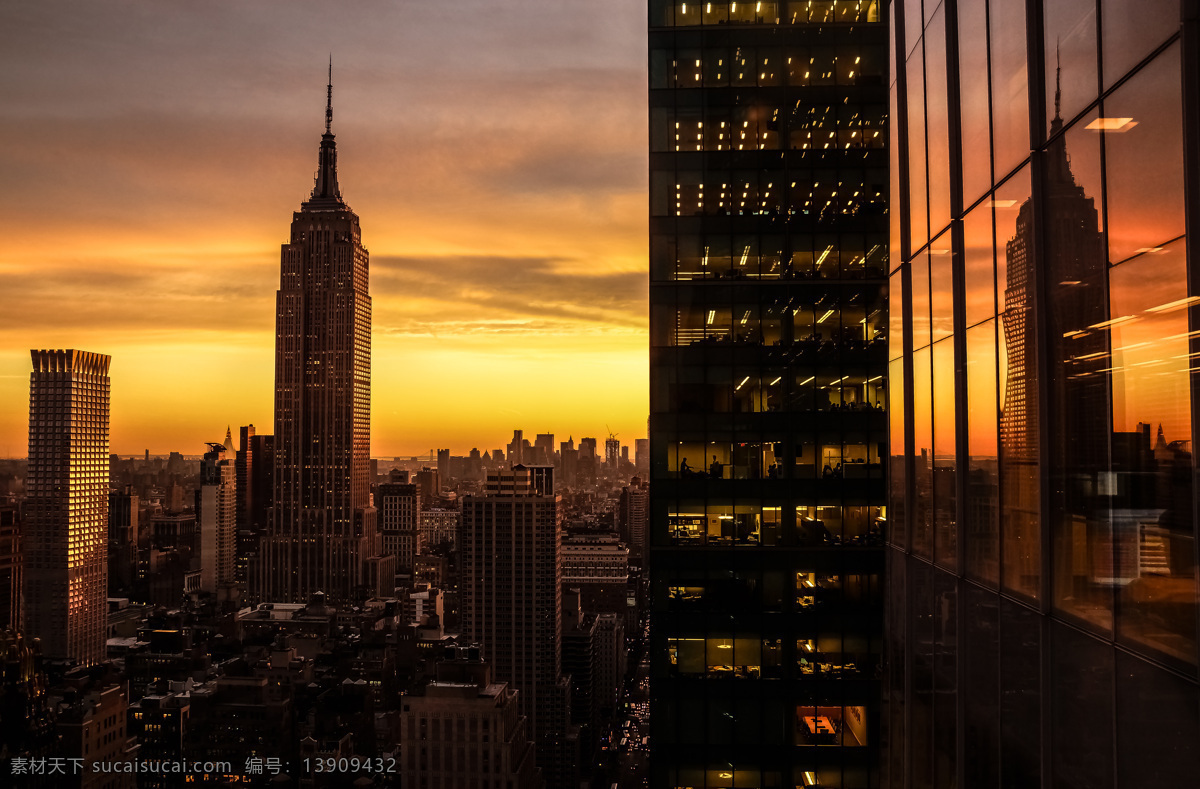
[25,349,111,666]
[198,441,237,597]
[648,2,889,786]
[253,67,384,604]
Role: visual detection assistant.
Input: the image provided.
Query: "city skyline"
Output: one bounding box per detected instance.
[0,0,650,457]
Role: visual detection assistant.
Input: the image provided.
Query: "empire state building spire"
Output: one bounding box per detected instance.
[305,58,344,210]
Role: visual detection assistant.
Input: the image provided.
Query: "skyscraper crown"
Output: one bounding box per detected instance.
[303,58,346,211]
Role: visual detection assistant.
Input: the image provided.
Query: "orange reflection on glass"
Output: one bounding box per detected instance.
[963,202,996,328]
[1108,241,1190,441]
[911,251,931,350]
[889,357,907,545]
[966,320,1000,584]
[1103,44,1185,265]
[933,337,957,567]
[913,346,932,557]
[930,244,954,342]
[1107,238,1196,664]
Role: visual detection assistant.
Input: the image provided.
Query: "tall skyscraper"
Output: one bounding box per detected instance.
[24,349,110,666]
[253,67,384,605]
[377,481,421,575]
[648,2,889,787]
[888,1,1200,786]
[198,441,237,597]
[107,486,138,594]
[461,465,572,783]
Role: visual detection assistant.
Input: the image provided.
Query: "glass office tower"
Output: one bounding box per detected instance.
[649,3,889,787]
[888,1,1200,787]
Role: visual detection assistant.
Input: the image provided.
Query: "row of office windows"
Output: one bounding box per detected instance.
[651,45,886,88]
[664,504,884,546]
[652,298,883,348]
[652,166,885,222]
[668,635,876,682]
[650,105,885,156]
[651,0,882,27]
[654,369,885,414]
[651,232,888,281]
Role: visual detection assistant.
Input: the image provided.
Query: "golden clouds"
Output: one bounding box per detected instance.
[1,0,649,455]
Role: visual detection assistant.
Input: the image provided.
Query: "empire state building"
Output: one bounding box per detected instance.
[252,69,390,605]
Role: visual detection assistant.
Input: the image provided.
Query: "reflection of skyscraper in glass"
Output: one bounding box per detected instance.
[252,69,385,604]
[25,349,110,666]
[889,2,1200,786]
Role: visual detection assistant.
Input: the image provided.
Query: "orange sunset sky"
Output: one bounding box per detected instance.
[0,1,649,457]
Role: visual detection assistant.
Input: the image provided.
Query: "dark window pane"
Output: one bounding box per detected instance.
[1103,44,1186,265]
[885,552,908,783]
[1043,0,1098,135]
[910,560,934,785]
[933,568,958,789]
[966,320,999,585]
[963,586,999,789]
[999,599,1040,788]
[1051,623,1114,789]
[958,0,992,203]
[989,0,1030,179]
[1116,650,1200,789]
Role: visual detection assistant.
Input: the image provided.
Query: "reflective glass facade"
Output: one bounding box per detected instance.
[888,1,1200,786]
[649,2,889,786]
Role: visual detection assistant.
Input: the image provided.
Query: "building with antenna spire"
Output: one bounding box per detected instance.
[250,66,390,605]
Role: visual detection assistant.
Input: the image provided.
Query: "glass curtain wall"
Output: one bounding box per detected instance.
[887,1,1200,787]
[650,2,890,787]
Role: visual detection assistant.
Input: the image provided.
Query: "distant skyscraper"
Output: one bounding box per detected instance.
[377,481,421,576]
[235,424,256,531]
[198,442,237,597]
[461,466,570,777]
[604,436,619,468]
[253,68,384,604]
[24,349,110,666]
[0,500,21,630]
[535,433,556,466]
[107,486,138,594]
